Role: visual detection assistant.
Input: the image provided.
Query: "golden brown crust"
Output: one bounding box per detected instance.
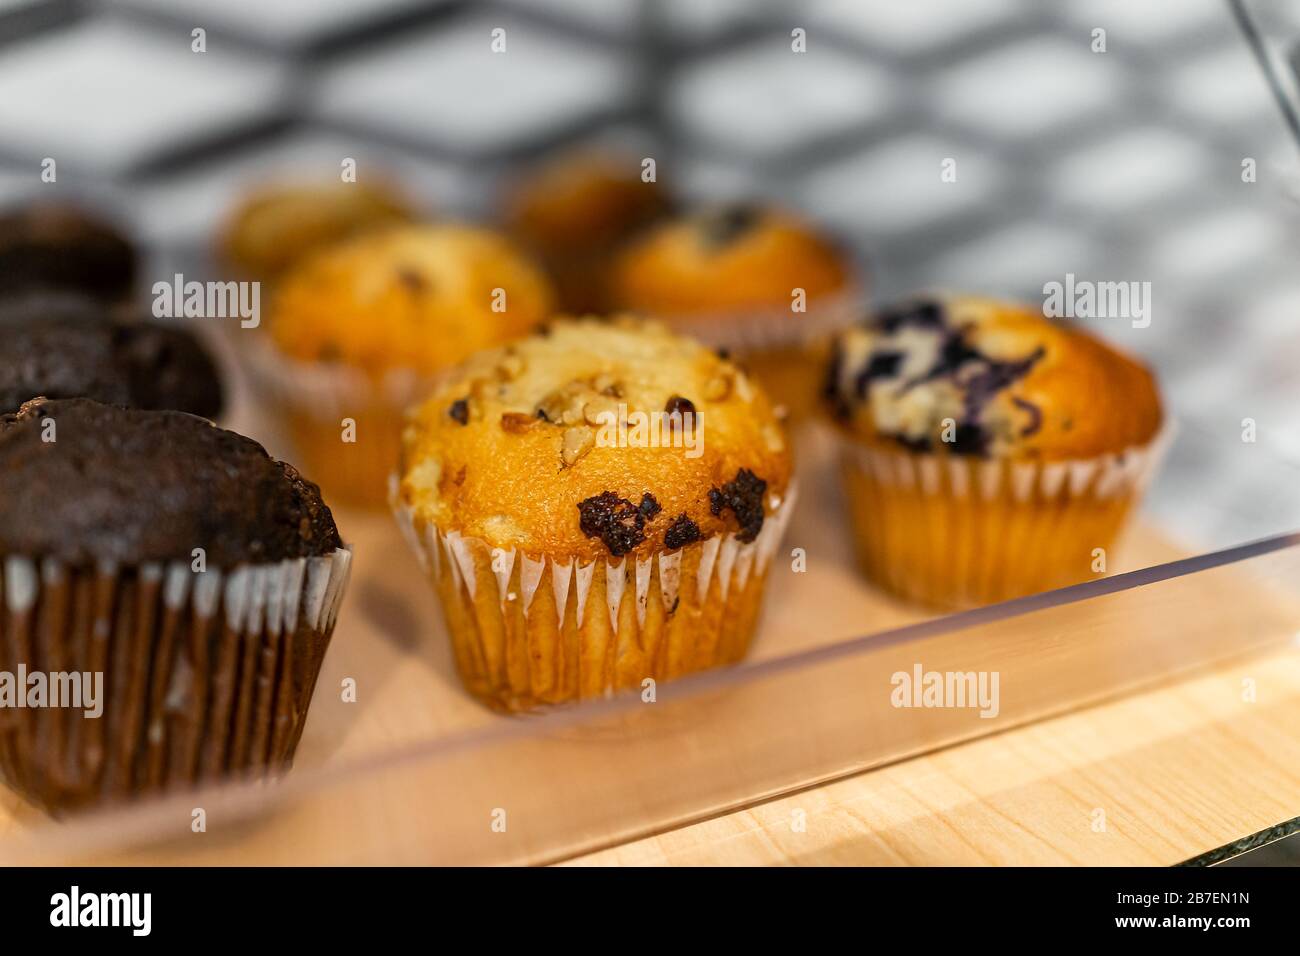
[265,224,555,376]
[398,317,793,561]
[504,150,669,255]
[219,181,413,280]
[826,295,1164,461]
[608,205,852,316]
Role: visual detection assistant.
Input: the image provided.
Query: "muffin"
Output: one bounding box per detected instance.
[255,223,555,507]
[219,180,413,283]
[608,204,861,415]
[0,292,223,417]
[0,398,350,814]
[393,317,795,712]
[0,203,136,305]
[503,149,670,313]
[824,295,1167,610]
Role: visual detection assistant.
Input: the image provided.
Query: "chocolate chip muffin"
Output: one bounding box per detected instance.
[219,179,413,283]
[0,203,136,304]
[394,317,795,712]
[503,149,671,313]
[608,203,861,417]
[824,295,1167,609]
[0,398,351,814]
[255,223,556,507]
[0,293,223,417]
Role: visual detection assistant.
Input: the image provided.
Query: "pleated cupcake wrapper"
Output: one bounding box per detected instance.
[243,334,443,422]
[0,548,351,815]
[391,480,797,711]
[838,422,1175,609]
[655,284,865,353]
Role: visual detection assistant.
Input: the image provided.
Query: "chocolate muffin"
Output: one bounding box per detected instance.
[0,398,351,814]
[0,204,136,303]
[0,293,224,417]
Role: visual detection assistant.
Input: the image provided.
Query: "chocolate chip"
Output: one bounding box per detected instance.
[448,398,469,425]
[396,267,429,294]
[638,493,661,520]
[949,422,989,456]
[708,468,767,543]
[535,407,551,422]
[664,395,695,417]
[664,514,701,550]
[578,491,646,557]
[697,204,762,248]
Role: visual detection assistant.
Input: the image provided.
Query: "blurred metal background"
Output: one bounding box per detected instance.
[2,0,1300,549]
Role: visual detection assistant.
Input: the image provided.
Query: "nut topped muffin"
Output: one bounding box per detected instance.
[219,179,413,283]
[824,295,1167,610]
[0,398,350,813]
[0,292,223,417]
[395,317,795,711]
[254,223,556,506]
[0,203,136,304]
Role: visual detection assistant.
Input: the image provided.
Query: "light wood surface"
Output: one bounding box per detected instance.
[566,644,1300,865]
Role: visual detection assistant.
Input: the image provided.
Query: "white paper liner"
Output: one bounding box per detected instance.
[391,479,797,707]
[840,421,1175,504]
[654,285,865,352]
[242,333,444,421]
[393,490,795,630]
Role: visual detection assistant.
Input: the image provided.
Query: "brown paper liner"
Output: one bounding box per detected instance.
[0,550,350,816]
[393,487,796,713]
[836,428,1171,610]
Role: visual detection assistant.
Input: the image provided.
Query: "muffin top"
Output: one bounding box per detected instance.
[0,293,224,417]
[267,224,555,376]
[825,296,1163,460]
[219,180,413,280]
[609,204,852,316]
[504,150,670,255]
[398,317,792,561]
[0,398,341,565]
[0,203,135,303]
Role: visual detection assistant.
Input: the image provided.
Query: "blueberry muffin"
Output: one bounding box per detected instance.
[394,317,795,712]
[256,223,555,507]
[0,203,136,305]
[824,295,1166,609]
[0,398,351,814]
[0,292,223,417]
[608,204,861,416]
[219,180,413,283]
[503,149,670,313]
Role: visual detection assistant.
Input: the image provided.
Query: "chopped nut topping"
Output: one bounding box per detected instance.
[500,412,537,434]
[583,396,619,426]
[703,374,733,402]
[496,352,525,381]
[561,426,594,466]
